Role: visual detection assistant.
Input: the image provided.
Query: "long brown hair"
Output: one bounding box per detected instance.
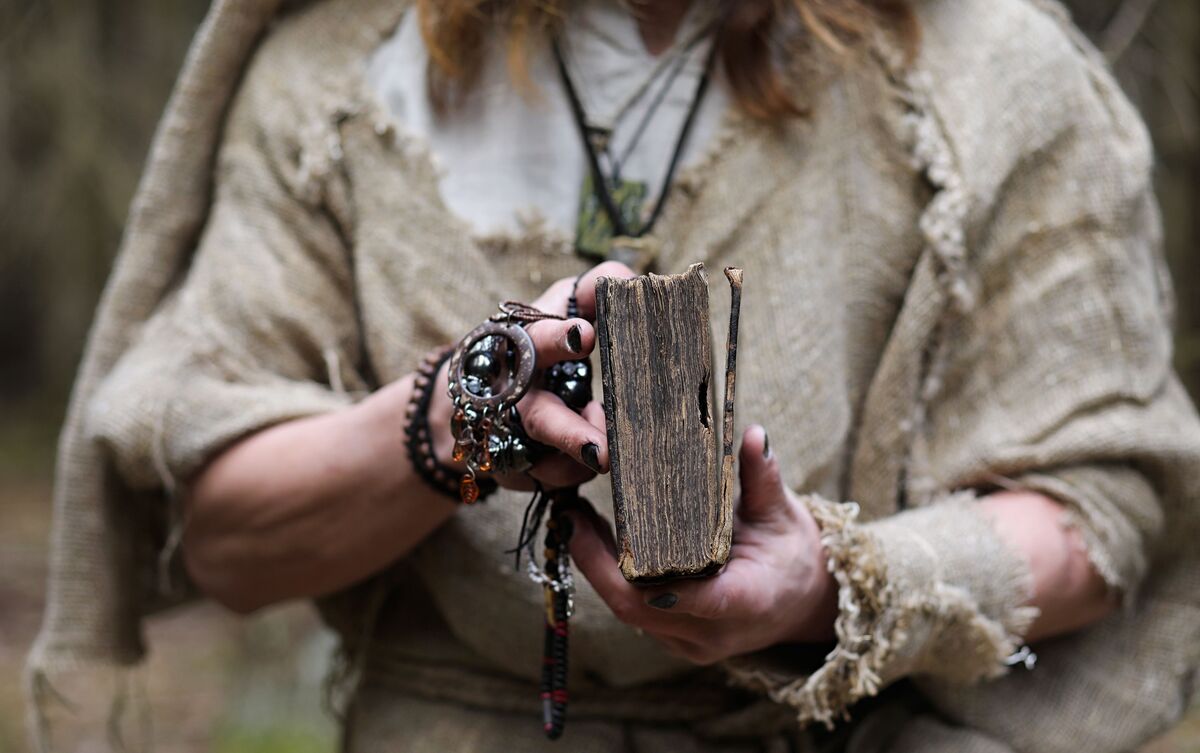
[415,0,917,121]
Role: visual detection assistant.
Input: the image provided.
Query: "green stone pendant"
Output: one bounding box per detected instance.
[574,173,648,261]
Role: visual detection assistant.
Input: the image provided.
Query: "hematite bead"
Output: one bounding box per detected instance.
[464,350,501,382]
[559,380,590,410]
[463,374,491,398]
[488,431,533,475]
[544,359,592,412]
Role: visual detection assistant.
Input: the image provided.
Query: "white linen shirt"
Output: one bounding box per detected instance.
[366,0,729,238]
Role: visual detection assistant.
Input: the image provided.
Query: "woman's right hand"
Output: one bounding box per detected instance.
[427,261,637,491]
[183,260,635,612]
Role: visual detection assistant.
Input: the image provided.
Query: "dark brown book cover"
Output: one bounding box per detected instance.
[595,263,743,583]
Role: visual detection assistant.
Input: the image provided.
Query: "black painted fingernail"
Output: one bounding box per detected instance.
[581,442,602,473]
[763,431,771,459]
[648,593,678,610]
[566,324,583,354]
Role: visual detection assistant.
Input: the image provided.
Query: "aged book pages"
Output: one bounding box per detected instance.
[596,263,742,583]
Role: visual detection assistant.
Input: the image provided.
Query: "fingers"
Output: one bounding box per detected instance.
[526,317,594,369]
[530,261,636,323]
[638,565,759,622]
[581,399,606,434]
[567,502,619,561]
[527,454,595,489]
[518,389,609,472]
[737,424,790,525]
[521,261,634,370]
[567,506,637,618]
[568,508,701,638]
[643,558,734,618]
[572,261,637,320]
[531,276,579,316]
[503,397,606,489]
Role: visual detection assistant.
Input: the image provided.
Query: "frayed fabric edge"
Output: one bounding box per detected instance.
[724,498,890,729]
[723,496,1037,730]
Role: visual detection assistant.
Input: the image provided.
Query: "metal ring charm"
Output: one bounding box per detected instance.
[448,321,537,411]
[447,318,540,503]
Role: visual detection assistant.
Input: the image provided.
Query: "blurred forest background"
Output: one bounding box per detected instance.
[0,0,1197,751]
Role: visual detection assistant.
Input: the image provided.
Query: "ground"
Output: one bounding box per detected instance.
[1,471,1197,752]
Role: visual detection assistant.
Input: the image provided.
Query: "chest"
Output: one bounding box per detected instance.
[342,84,924,489]
[324,32,926,683]
[365,0,731,240]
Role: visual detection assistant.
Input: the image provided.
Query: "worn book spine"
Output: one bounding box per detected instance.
[596,263,743,583]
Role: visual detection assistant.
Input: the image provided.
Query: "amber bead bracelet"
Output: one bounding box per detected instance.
[404,347,498,503]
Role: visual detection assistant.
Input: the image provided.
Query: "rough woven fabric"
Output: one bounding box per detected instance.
[26,0,1200,751]
[724,494,1037,730]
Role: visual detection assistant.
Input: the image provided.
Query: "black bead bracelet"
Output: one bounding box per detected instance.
[404,347,497,503]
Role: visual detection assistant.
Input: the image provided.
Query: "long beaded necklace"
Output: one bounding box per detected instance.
[519,483,581,739]
[514,16,720,739]
[451,291,591,739]
[516,291,592,740]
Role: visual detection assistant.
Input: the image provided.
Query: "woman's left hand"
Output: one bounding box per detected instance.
[569,425,839,665]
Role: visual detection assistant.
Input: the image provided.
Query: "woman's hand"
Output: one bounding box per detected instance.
[569,425,839,665]
[428,261,637,491]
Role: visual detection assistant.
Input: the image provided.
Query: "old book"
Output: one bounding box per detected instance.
[595,263,743,584]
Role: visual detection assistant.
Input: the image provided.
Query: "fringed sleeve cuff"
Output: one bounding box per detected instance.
[724,494,1037,728]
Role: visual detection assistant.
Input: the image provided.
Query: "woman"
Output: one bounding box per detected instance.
[28,0,1200,751]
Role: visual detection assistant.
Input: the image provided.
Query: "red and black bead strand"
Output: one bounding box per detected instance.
[537,281,591,739]
[540,498,575,740]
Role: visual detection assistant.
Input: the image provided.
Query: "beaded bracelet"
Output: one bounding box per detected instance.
[404,347,498,503]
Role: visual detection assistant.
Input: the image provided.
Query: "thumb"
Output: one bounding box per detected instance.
[737,425,789,523]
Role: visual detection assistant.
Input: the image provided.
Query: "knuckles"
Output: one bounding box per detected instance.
[591,261,636,281]
[530,458,593,489]
[516,394,548,430]
[534,278,579,311]
[694,584,734,620]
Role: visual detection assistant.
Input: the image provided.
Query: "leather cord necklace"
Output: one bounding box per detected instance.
[610,44,693,181]
[566,13,717,144]
[552,29,719,261]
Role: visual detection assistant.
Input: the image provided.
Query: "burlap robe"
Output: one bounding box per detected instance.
[27,0,1200,751]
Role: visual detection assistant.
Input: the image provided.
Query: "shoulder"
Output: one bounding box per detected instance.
[220,0,409,189]
[907,0,1153,213]
[912,0,1115,117]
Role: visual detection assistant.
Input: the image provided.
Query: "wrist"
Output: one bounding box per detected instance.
[785,518,838,644]
[352,377,428,498]
[406,348,479,503]
[354,358,461,505]
[793,558,838,643]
